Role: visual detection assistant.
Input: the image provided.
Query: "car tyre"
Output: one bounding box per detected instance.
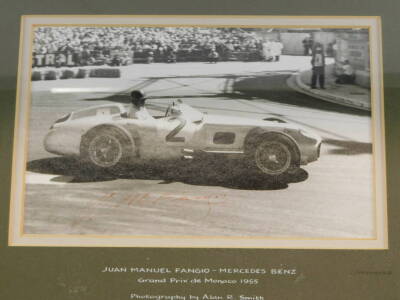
[250,135,298,178]
[81,128,131,173]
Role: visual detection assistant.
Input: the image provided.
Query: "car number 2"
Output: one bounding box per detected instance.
[166,118,186,142]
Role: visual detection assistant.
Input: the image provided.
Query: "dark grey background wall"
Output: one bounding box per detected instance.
[0,1,399,299]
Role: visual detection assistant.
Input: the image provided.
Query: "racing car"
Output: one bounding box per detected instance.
[44,100,321,178]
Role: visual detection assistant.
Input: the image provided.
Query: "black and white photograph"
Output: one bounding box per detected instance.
[9,15,387,248]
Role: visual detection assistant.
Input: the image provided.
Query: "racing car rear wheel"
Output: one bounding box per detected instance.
[251,136,296,176]
[81,128,131,170]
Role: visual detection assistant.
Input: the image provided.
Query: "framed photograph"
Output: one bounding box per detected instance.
[8,15,387,249]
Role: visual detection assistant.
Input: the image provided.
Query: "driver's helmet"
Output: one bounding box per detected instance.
[130,90,146,100]
[130,90,146,107]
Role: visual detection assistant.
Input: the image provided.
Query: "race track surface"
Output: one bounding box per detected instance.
[24,60,374,239]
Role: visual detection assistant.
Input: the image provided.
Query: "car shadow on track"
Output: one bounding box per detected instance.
[27,157,309,190]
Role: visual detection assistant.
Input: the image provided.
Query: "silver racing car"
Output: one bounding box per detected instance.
[44,101,321,178]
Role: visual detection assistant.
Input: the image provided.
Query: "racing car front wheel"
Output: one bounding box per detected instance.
[81,128,131,170]
[252,136,295,176]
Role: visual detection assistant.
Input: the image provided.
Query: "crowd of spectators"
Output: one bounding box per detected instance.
[33,26,272,67]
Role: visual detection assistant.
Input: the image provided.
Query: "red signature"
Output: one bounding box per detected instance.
[69,192,227,229]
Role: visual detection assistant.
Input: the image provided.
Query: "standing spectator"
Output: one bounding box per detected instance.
[332,40,338,62]
[80,46,91,66]
[308,37,314,55]
[326,42,334,57]
[262,39,273,61]
[302,37,310,55]
[272,40,283,61]
[302,36,314,56]
[310,43,326,89]
[270,41,278,62]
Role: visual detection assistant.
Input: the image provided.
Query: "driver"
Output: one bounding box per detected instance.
[128,90,153,120]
